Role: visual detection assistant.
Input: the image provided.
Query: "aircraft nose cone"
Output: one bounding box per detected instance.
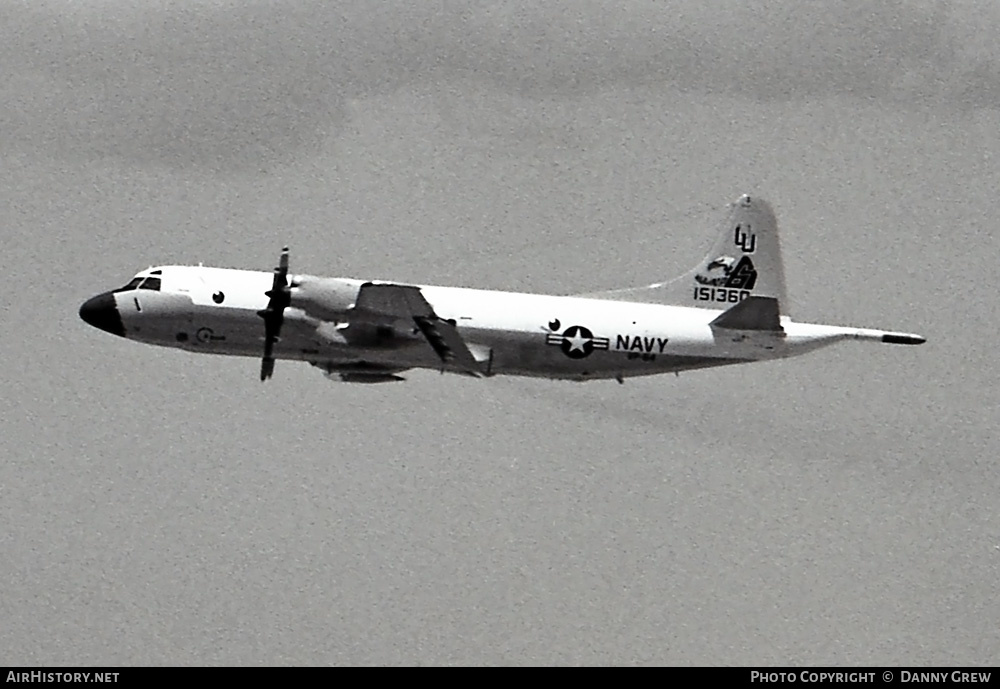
[79,292,125,337]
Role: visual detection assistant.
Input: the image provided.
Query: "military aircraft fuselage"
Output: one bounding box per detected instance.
[79,196,924,384]
[78,265,915,383]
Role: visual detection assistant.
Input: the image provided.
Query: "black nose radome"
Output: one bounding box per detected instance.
[79,292,125,337]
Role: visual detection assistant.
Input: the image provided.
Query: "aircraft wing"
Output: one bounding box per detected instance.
[353,282,486,376]
[354,283,435,320]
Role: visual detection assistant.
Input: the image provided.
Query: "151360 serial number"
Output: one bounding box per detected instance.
[693,287,752,303]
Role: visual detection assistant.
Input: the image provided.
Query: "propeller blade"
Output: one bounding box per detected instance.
[258,247,290,381]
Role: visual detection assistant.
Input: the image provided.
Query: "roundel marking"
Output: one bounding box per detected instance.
[561,325,596,359]
[544,324,610,359]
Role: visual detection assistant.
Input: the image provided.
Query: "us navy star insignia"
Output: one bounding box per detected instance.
[545,324,610,359]
[566,329,588,353]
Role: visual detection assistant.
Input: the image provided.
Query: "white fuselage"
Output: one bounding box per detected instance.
[92,265,871,382]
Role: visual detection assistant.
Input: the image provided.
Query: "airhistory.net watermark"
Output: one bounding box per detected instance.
[6,673,118,683]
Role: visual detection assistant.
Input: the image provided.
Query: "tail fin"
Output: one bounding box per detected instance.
[587,194,789,315]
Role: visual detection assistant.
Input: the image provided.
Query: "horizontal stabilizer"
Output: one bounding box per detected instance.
[710,296,783,331]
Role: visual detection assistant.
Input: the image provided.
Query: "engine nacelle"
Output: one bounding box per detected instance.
[291,276,361,320]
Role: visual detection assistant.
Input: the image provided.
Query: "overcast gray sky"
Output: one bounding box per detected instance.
[2,1,997,665]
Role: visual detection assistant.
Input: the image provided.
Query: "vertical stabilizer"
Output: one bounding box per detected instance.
[587,195,789,315]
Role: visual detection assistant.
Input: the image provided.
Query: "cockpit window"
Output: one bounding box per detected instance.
[113,277,145,293]
[112,276,162,292]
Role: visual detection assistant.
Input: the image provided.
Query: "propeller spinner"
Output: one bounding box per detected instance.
[258,247,291,381]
